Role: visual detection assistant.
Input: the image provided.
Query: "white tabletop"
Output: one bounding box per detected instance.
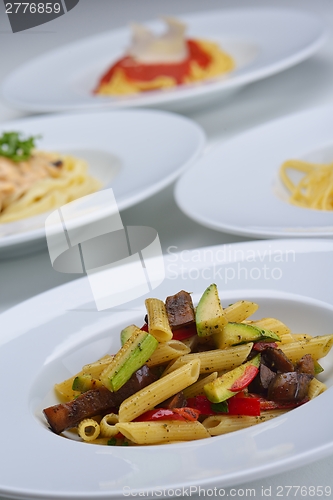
[1,0,333,498]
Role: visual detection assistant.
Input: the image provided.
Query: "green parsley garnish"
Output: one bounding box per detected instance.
[107,437,117,446]
[0,131,40,162]
[211,401,228,413]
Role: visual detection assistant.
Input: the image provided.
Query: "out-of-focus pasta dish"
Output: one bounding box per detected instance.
[0,132,101,223]
[279,158,333,211]
[94,18,234,96]
[43,283,333,446]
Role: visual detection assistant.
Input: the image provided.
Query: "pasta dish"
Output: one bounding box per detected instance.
[279,158,333,210]
[94,18,234,96]
[43,283,333,446]
[0,132,101,223]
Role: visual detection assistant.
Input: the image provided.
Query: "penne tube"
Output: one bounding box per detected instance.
[244,317,291,337]
[145,298,173,342]
[289,333,313,342]
[279,335,333,362]
[202,410,287,436]
[116,421,210,444]
[100,413,119,438]
[162,343,253,377]
[224,301,259,323]
[118,359,200,422]
[82,355,113,378]
[146,340,190,367]
[77,419,100,442]
[307,378,327,399]
[54,374,82,402]
[182,335,199,351]
[183,372,218,398]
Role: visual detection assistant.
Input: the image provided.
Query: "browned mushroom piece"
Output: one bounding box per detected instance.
[43,365,157,434]
[296,354,315,376]
[157,391,187,409]
[262,347,295,373]
[165,290,195,329]
[267,372,313,403]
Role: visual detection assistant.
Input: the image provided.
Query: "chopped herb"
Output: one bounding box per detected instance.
[211,401,228,413]
[0,131,40,162]
[107,437,117,446]
[122,441,129,446]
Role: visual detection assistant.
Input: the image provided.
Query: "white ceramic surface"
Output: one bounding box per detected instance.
[1,239,333,500]
[175,105,333,239]
[1,8,327,113]
[0,109,205,254]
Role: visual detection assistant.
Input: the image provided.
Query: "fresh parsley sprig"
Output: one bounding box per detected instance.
[0,131,40,162]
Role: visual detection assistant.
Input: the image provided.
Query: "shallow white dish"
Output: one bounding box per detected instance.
[0,109,205,255]
[175,105,333,238]
[1,8,327,113]
[1,239,333,500]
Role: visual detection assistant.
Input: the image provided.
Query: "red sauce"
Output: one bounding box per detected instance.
[97,39,212,89]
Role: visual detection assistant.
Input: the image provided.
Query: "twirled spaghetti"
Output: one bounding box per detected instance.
[0,151,102,223]
[279,159,333,211]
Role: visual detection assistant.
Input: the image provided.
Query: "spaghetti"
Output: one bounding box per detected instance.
[279,159,333,211]
[94,18,234,96]
[0,151,102,223]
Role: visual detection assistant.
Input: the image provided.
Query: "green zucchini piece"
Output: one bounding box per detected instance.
[100,328,158,392]
[120,324,139,346]
[195,283,227,337]
[219,322,281,349]
[204,354,261,403]
[72,374,103,393]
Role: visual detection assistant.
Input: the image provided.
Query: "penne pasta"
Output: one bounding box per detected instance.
[183,372,218,398]
[145,298,173,342]
[77,419,101,442]
[244,317,291,337]
[162,343,253,376]
[100,413,119,438]
[118,359,200,422]
[307,378,327,399]
[116,421,210,444]
[279,335,333,362]
[202,410,287,436]
[224,301,259,323]
[146,339,190,367]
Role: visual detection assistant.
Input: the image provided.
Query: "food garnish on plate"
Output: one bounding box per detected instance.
[43,283,333,446]
[279,158,333,210]
[94,17,234,96]
[0,132,101,223]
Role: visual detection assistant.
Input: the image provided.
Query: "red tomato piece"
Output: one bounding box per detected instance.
[229,365,259,392]
[96,38,212,90]
[172,324,197,340]
[140,323,149,332]
[173,407,200,421]
[227,395,261,416]
[134,408,186,422]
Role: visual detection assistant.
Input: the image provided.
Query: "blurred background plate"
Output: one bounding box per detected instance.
[175,105,333,238]
[0,109,205,256]
[1,7,327,113]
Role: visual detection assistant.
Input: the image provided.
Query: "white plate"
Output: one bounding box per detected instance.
[175,105,333,239]
[1,8,327,113]
[1,239,333,500]
[0,109,205,255]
